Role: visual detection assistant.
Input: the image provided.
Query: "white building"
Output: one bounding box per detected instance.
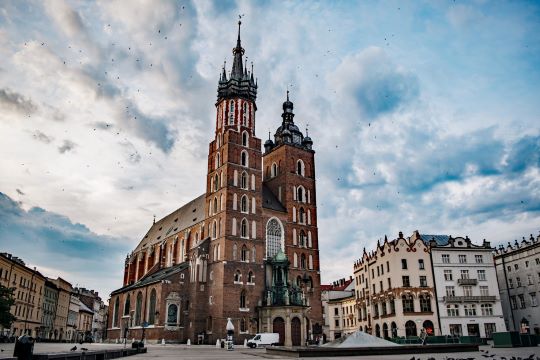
[493,234,540,334]
[429,236,506,338]
[321,278,356,341]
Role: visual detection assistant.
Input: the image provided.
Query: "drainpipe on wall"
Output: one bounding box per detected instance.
[428,247,442,336]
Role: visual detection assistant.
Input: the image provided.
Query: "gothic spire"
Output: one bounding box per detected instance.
[231,20,245,79]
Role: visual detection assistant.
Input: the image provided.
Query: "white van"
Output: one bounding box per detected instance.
[247,333,280,348]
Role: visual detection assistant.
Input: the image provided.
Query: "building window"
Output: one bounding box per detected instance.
[242,103,248,126]
[419,294,431,312]
[300,254,306,269]
[335,319,339,327]
[418,259,425,270]
[517,277,522,287]
[297,160,305,176]
[234,270,241,283]
[518,294,526,309]
[402,276,410,287]
[241,151,248,167]
[229,100,235,124]
[298,230,307,247]
[241,245,249,262]
[528,274,533,285]
[334,307,339,316]
[509,278,514,288]
[402,294,414,312]
[241,219,248,238]
[242,130,248,146]
[112,298,120,327]
[240,195,248,213]
[481,304,493,316]
[442,254,450,263]
[241,171,248,189]
[458,255,467,263]
[297,186,305,202]
[135,292,143,326]
[401,259,407,270]
[530,293,537,307]
[514,264,519,270]
[271,163,278,178]
[419,276,427,287]
[444,270,453,281]
[484,323,496,338]
[460,270,469,279]
[463,286,473,297]
[446,286,455,297]
[124,295,131,316]
[240,318,247,332]
[478,270,486,281]
[447,305,459,317]
[247,271,254,283]
[464,304,476,316]
[474,254,483,263]
[510,296,517,310]
[167,304,178,325]
[240,290,246,308]
[479,286,489,296]
[299,207,306,224]
[266,218,283,259]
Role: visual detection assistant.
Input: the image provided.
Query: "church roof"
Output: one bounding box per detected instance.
[134,194,206,253]
[262,184,286,212]
[111,262,189,295]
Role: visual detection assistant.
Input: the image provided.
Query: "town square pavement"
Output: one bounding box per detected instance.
[1,342,540,360]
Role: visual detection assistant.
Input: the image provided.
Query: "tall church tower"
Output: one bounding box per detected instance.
[203,20,265,339]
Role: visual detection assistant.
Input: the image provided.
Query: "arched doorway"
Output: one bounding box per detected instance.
[422,320,434,336]
[273,317,285,345]
[291,317,302,346]
[375,324,381,338]
[391,322,397,338]
[405,320,417,337]
[383,323,389,339]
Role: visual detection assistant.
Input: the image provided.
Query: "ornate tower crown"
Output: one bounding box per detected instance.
[217,20,257,104]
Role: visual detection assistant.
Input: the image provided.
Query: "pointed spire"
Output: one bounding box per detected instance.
[221,61,227,81]
[231,18,245,79]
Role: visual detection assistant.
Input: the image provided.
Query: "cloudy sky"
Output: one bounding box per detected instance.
[0,0,539,300]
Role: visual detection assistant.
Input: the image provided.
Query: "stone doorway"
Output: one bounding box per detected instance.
[273,317,285,345]
[291,317,301,346]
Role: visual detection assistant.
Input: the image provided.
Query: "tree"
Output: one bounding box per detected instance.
[0,284,16,329]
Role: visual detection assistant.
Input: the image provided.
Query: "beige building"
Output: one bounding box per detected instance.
[353,232,439,338]
[327,292,357,341]
[0,253,46,337]
[51,277,73,341]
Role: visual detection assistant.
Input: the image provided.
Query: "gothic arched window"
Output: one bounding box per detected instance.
[299,207,306,224]
[300,254,306,269]
[135,292,143,326]
[229,100,235,125]
[214,174,219,192]
[299,230,306,247]
[241,171,248,189]
[213,197,218,214]
[212,220,217,239]
[297,186,304,202]
[240,195,248,213]
[112,297,119,327]
[242,103,248,127]
[297,159,305,176]
[241,151,248,167]
[215,153,220,169]
[271,163,278,177]
[124,295,130,316]
[242,131,248,146]
[266,218,283,259]
[240,290,247,308]
[148,289,156,324]
[234,270,241,282]
[241,219,248,238]
[241,245,249,262]
[248,271,254,283]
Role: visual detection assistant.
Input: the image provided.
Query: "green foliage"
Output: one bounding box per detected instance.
[0,284,16,329]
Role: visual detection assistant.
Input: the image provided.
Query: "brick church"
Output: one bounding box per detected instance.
[107,22,322,346]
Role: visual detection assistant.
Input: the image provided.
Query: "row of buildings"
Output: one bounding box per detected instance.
[322,231,540,341]
[0,252,108,342]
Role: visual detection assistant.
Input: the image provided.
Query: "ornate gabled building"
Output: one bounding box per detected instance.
[353,231,439,339]
[107,21,322,346]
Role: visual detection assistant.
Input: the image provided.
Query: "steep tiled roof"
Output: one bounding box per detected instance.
[420,234,450,246]
[111,262,189,295]
[134,194,206,253]
[262,184,286,212]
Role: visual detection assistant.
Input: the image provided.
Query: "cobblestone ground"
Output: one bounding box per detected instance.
[0,342,539,360]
